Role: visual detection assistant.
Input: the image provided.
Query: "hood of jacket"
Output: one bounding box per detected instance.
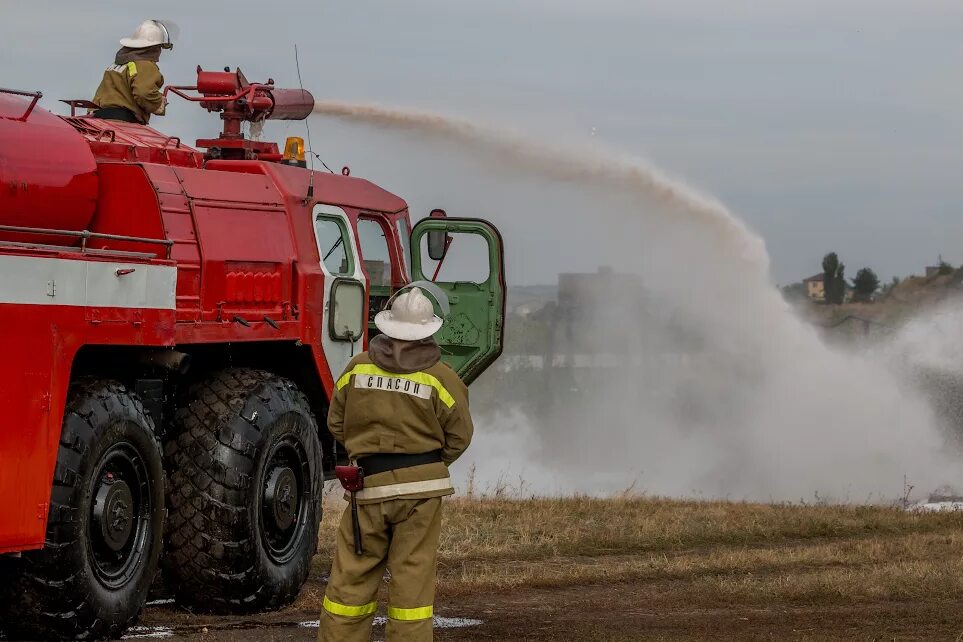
[368,334,441,374]
[115,46,162,65]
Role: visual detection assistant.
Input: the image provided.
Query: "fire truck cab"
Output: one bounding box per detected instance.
[0,69,505,640]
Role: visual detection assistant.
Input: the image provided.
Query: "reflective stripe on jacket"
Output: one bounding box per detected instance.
[328,352,473,503]
[92,60,165,124]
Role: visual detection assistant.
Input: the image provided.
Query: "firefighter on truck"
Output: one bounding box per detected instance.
[322,286,474,642]
[92,19,173,124]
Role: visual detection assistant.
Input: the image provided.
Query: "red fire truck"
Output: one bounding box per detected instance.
[0,68,505,640]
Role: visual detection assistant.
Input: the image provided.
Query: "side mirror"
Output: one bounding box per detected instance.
[428,208,449,261]
[329,278,365,341]
[427,231,449,261]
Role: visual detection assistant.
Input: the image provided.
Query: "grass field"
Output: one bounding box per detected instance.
[141,494,963,640]
[293,494,963,640]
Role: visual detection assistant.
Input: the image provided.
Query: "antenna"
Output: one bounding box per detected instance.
[294,44,315,201]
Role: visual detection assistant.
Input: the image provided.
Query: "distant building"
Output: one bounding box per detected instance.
[925,256,954,278]
[803,273,825,301]
[557,266,641,312]
[924,264,955,278]
[802,273,855,303]
[554,266,647,355]
[363,260,388,287]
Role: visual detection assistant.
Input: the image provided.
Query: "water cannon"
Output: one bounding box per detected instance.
[165,66,315,160]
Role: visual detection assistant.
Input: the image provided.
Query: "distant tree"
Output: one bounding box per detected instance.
[852,267,880,303]
[505,310,551,355]
[822,252,846,304]
[939,261,954,275]
[880,275,899,296]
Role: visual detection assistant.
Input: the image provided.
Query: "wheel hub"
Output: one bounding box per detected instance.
[94,477,134,552]
[264,466,299,532]
[259,437,310,564]
[87,440,153,589]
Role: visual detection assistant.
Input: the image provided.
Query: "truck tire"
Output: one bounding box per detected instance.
[163,368,322,612]
[0,381,165,640]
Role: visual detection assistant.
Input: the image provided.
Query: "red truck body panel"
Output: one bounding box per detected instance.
[0,92,413,553]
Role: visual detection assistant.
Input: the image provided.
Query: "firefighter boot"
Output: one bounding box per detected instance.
[319,497,442,642]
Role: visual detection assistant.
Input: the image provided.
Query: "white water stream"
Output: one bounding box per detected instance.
[314,101,960,502]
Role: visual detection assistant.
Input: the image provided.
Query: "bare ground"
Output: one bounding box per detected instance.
[137,584,963,641]
[123,496,963,641]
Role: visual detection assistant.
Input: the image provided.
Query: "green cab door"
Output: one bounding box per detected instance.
[410,218,506,385]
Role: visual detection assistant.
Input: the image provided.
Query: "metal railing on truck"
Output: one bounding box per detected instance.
[0,87,42,122]
[0,225,174,261]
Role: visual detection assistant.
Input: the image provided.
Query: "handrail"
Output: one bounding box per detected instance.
[164,83,271,105]
[60,99,99,117]
[0,225,174,260]
[0,87,42,122]
[0,240,158,261]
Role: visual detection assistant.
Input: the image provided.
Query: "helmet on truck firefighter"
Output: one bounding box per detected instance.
[374,287,444,341]
[120,19,174,49]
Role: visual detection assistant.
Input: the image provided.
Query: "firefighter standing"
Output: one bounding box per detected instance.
[320,287,474,642]
[92,19,173,124]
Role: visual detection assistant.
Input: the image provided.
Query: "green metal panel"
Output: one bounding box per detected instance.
[410,218,506,385]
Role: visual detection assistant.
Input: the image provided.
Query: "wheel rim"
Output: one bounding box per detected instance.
[259,434,310,564]
[87,440,153,589]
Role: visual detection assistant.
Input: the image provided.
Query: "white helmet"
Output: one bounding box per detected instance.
[120,19,174,49]
[374,287,444,341]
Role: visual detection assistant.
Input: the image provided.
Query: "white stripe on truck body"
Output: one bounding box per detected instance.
[0,255,176,309]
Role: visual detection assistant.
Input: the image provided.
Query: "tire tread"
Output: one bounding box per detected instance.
[162,368,321,613]
[0,380,164,640]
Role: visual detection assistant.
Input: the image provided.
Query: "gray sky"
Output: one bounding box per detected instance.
[5,0,963,284]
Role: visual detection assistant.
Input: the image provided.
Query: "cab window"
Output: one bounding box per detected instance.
[419,231,490,283]
[356,218,392,288]
[315,215,353,275]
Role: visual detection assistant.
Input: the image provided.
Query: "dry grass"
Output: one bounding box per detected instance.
[308,495,963,608]
[134,495,963,640]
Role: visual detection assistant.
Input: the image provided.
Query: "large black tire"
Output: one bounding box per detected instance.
[162,369,322,613]
[0,381,165,640]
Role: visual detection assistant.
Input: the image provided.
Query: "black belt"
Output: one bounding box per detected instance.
[92,107,139,123]
[357,451,443,476]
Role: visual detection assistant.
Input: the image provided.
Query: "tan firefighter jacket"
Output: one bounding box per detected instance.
[92,57,165,124]
[328,335,473,504]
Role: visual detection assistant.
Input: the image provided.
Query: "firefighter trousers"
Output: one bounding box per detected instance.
[318,496,442,642]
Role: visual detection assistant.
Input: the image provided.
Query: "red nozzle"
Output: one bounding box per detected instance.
[267,89,314,121]
[165,66,315,160]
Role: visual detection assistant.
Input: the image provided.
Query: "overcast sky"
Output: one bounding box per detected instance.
[5,1,963,284]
